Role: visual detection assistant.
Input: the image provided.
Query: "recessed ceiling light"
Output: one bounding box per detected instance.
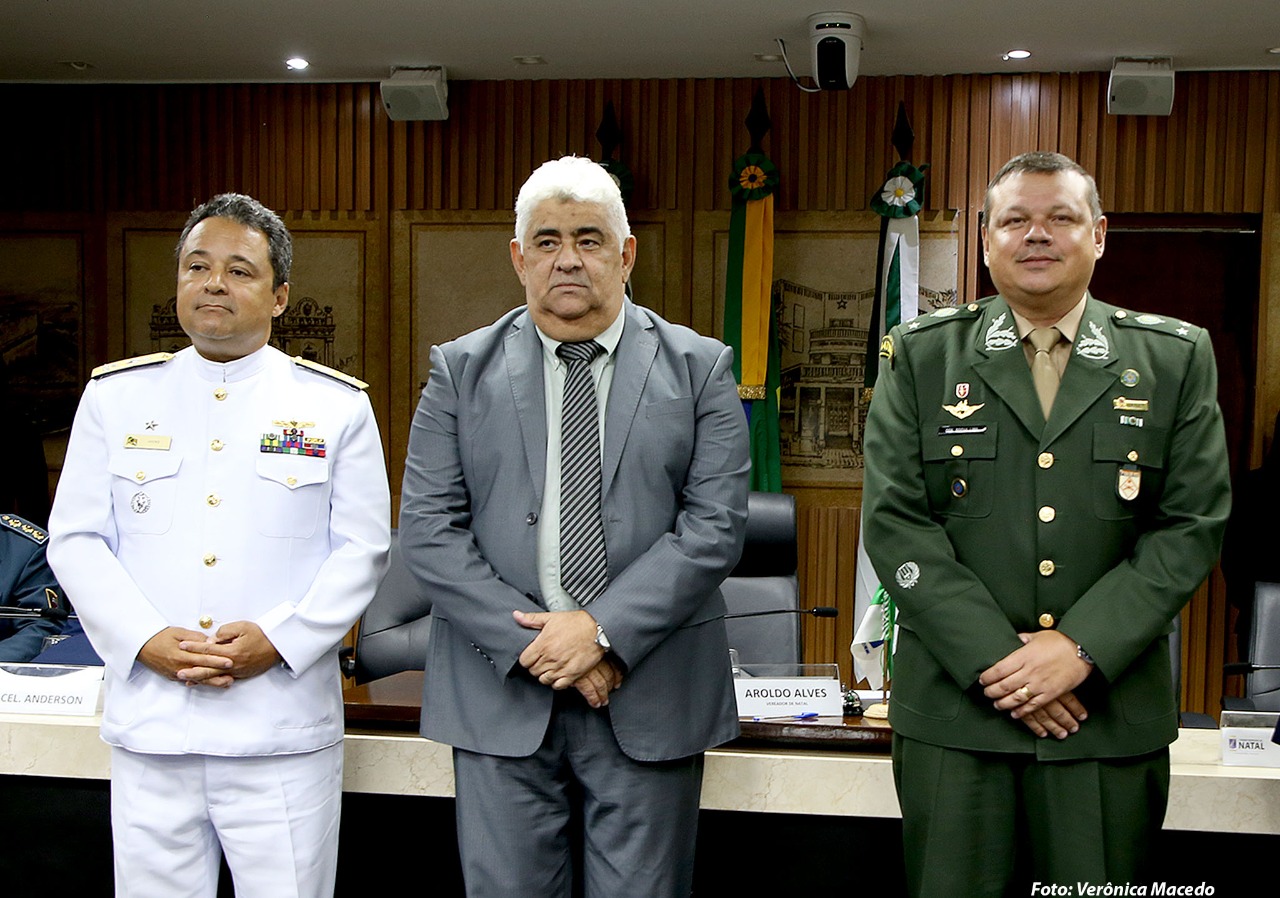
[1003,49,1032,61]
[1269,47,1280,55]
[60,61,93,71]
[755,53,783,63]
[513,55,548,65]
[285,57,309,71]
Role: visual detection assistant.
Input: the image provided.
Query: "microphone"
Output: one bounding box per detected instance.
[724,606,838,620]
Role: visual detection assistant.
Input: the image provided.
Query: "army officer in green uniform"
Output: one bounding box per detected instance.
[863,152,1231,896]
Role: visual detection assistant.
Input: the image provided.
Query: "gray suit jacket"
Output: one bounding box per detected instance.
[400,300,750,762]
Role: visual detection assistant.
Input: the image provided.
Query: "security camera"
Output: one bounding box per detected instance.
[808,11,865,90]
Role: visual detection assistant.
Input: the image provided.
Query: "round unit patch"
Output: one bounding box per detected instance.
[130,492,151,514]
[895,561,921,590]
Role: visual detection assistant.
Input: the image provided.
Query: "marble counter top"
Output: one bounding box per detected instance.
[4,713,1278,834]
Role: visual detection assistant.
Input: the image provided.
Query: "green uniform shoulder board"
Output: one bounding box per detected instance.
[293,357,369,390]
[900,303,981,336]
[91,351,174,379]
[1110,309,1201,342]
[1,513,48,544]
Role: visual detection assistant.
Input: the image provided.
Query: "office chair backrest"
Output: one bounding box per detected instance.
[1245,581,1280,711]
[350,530,432,684]
[721,491,801,665]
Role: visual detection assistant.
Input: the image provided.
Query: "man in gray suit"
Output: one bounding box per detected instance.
[399,156,750,897]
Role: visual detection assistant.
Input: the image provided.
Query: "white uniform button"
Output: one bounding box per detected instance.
[198,616,214,630]
[206,494,221,507]
[210,439,224,451]
[1037,452,1054,468]
[1039,559,1056,576]
[214,388,228,401]
[1038,506,1056,523]
[203,553,217,567]
[135,471,146,481]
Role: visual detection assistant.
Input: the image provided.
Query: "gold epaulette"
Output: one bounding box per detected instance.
[91,352,174,379]
[1,513,48,544]
[293,357,369,390]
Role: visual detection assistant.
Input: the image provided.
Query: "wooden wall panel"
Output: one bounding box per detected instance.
[3,68,1278,714]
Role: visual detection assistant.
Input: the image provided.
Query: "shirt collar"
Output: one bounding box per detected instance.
[1010,293,1087,345]
[534,302,626,363]
[190,342,273,383]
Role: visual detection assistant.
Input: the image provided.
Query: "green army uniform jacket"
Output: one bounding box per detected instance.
[862,293,1231,760]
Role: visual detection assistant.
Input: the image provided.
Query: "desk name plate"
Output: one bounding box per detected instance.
[733,663,843,719]
[0,664,104,716]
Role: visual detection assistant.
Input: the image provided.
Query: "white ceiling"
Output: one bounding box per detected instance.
[2,0,1278,84]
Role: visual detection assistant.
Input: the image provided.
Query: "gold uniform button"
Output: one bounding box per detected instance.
[198,616,213,630]
[286,476,298,487]
[951,444,964,457]
[1038,612,1056,628]
[210,440,224,451]
[1114,310,1128,319]
[206,494,221,507]
[202,553,217,567]
[967,303,979,312]
[1037,452,1054,469]
[1038,505,1056,523]
[214,388,228,401]
[1127,450,1139,462]
[1039,559,1056,576]
[135,471,146,481]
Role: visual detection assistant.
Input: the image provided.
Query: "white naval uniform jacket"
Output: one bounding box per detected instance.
[48,345,390,756]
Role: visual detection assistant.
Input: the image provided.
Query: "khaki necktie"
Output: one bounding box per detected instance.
[1029,326,1062,420]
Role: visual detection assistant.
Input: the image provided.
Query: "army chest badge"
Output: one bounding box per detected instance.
[1117,465,1141,501]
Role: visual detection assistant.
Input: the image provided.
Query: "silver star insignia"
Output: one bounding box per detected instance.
[908,320,921,329]
[145,420,158,430]
[1176,326,1189,336]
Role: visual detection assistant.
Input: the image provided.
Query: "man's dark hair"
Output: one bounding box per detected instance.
[983,152,1103,224]
[175,193,292,289]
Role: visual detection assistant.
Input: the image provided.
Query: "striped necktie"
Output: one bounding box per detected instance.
[556,340,608,605]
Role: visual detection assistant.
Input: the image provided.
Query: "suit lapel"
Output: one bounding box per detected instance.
[970,297,1045,439]
[505,312,547,503]
[1041,295,1119,447]
[602,302,657,496]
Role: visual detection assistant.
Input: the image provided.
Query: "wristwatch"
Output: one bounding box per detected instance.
[594,624,611,652]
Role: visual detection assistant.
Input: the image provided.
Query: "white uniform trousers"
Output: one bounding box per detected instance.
[110,743,343,898]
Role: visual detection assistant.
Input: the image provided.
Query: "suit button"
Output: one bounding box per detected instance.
[1039,612,1056,628]
[950,444,964,457]
[1037,452,1054,468]
[210,439,224,451]
[1038,559,1056,576]
[1038,505,1056,523]
[203,553,217,567]
[526,512,538,525]
[214,388,228,401]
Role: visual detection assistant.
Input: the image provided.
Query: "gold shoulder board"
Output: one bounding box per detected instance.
[293,357,369,390]
[91,352,175,379]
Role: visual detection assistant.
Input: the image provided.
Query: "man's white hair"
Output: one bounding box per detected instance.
[514,156,630,251]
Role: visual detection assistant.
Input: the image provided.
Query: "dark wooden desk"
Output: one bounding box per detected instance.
[343,669,894,749]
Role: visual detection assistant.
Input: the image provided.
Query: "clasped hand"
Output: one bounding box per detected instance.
[977,630,1093,740]
[138,621,282,689]
[514,609,621,707]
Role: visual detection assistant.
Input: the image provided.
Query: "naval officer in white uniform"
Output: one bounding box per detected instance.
[48,193,390,898]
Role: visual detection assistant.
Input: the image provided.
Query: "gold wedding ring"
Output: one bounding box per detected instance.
[1017,686,1033,701]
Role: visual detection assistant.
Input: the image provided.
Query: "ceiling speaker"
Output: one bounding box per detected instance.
[380,67,449,121]
[1108,58,1174,117]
